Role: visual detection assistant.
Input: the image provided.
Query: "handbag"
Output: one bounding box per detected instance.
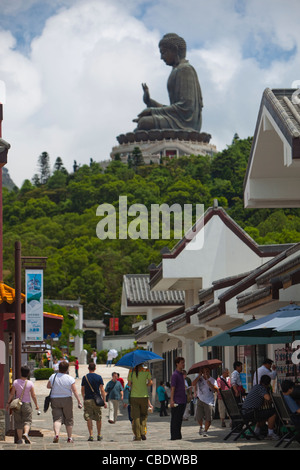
[44,373,57,412]
[85,375,105,407]
[10,380,28,411]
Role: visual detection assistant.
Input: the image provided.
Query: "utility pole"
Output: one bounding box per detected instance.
[14,242,22,379]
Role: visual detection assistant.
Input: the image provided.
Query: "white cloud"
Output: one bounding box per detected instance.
[0,0,300,187]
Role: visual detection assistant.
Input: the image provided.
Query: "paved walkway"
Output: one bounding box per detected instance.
[1,364,298,452]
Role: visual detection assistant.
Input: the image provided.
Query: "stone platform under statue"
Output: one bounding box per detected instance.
[110,129,217,164]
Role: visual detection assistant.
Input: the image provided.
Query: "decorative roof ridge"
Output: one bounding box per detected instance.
[0,281,25,304]
[264,88,300,138]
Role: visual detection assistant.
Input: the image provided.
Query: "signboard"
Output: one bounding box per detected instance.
[25,269,44,341]
[109,317,119,332]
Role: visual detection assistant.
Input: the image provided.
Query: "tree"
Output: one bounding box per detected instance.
[44,302,83,354]
[38,151,51,184]
[132,146,144,170]
[54,157,64,171]
[3,136,300,336]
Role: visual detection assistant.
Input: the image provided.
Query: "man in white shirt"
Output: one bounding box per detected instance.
[192,367,218,437]
[253,358,277,386]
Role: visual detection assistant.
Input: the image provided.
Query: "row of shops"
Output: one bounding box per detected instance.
[121,204,300,388]
[121,86,300,389]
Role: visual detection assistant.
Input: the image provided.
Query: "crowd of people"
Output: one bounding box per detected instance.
[5,356,300,445]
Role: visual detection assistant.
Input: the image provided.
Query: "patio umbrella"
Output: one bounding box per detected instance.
[115,349,164,369]
[276,316,300,334]
[229,304,300,339]
[198,319,293,347]
[228,304,300,383]
[187,359,222,375]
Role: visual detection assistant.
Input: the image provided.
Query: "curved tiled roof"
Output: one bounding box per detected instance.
[123,274,184,306]
[0,282,25,304]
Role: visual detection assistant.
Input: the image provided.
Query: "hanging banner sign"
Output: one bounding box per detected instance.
[25,269,44,341]
[109,317,119,332]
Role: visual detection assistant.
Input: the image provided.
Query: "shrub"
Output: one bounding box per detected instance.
[34,368,54,380]
[98,350,107,364]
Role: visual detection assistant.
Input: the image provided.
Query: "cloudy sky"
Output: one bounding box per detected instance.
[0,0,300,187]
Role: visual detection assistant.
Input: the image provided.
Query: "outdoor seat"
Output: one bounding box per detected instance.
[271,392,300,448]
[220,389,260,441]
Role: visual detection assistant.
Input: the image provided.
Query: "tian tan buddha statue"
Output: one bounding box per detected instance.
[133,33,203,133]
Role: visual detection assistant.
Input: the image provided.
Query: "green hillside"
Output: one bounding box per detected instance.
[3,135,300,333]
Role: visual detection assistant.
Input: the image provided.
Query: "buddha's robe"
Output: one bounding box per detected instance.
[149,59,203,132]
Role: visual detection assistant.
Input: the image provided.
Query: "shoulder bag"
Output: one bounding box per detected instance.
[44,373,57,412]
[10,380,28,411]
[85,375,105,407]
[220,377,231,389]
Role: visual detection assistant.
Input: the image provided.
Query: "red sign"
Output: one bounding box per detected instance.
[109,318,119,332]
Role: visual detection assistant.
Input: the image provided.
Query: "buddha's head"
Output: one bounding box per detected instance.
[159,33,186,66]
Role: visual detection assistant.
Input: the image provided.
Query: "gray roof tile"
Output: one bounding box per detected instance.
[123,274,185,306]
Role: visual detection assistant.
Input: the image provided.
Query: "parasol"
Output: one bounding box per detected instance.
[187,359,222,375]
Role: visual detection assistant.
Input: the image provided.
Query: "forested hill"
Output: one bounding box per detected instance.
[3,136,300,333]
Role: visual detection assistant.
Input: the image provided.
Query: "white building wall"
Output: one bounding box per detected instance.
[163,216,269,289]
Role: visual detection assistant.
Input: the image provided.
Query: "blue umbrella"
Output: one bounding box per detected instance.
[277,316,300,333]
[229,304,300,339]
[115,350,164,369]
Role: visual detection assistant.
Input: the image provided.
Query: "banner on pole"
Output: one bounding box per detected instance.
[25,269,43,341]
[109,317,119,332]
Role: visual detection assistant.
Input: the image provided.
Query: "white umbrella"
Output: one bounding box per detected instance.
[108,349,118,358]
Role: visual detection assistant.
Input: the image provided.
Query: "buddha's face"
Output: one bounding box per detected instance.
[159,45,179,66]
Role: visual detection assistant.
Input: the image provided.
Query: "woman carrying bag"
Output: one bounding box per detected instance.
[47,360,82,443]
[6,365,39,444]
[127,364,152,441]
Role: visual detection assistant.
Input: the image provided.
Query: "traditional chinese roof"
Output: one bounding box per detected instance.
[0,282,63,322]
[0,282,25,304]
[244,88,300,208]
[123,274,184,306]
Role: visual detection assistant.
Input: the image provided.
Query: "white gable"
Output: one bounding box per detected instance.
[244,88,300,208]
[153,211,269,291]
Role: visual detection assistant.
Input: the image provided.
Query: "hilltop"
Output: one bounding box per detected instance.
[3,136,300,333]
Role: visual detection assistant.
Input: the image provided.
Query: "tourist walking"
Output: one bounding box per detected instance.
[92,350,97,365]
[47,360,82,443]
[81,362,107,441]
[170,357,186,440]
[217,368,231,427]
[156,381,168,417]
[74,357,79,379]
[105,372,124,424]
[127,364,153,441]
[106,349,114,367]
[192,366,218,437]
[6,365,39,444]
